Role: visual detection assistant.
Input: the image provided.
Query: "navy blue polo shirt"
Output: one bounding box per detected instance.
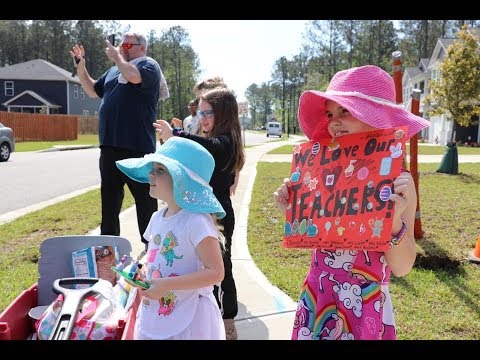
[94,58,160,153]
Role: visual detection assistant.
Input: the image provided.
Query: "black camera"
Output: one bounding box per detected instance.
[72,54,82,77]
[108,34,116,47]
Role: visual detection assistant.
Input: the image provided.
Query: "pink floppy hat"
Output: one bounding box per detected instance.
[298,65,430,140]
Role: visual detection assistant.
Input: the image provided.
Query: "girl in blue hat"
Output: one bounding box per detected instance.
[116,136,226,340]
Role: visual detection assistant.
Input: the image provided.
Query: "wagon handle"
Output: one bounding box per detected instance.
[48,277,100,340]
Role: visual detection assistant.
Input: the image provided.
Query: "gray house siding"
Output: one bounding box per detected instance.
[67,81,101,116]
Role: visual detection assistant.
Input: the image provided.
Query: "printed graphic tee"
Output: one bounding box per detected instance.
[136,208,219,339]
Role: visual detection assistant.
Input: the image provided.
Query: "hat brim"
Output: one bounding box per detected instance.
[116,154,226,219]
[298,90,430,140]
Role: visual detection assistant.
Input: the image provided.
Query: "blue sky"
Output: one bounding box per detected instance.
[119,20,308,102]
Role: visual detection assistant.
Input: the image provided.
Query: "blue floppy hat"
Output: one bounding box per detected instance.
[116,137,225,219]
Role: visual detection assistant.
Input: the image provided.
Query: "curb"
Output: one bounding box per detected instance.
[38,145,98,153]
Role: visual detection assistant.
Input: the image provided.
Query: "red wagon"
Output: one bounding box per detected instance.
[0,235,139,340]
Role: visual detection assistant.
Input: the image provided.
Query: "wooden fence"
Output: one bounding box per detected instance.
[0,112,98,142]
[0,112,77,142]
[78,116,99,134]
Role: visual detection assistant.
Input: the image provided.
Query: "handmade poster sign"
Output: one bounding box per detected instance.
[282,126,408,252]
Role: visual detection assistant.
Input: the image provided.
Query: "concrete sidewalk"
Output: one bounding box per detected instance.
[90,135,305,340]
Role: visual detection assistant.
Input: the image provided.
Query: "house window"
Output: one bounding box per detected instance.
[438,48,446,60]
[83,110,89,116]
[432,69,442,81]
[74,85,78,99]
[81,88,85,100]
[419,81,425,94]
[4,81,14,96]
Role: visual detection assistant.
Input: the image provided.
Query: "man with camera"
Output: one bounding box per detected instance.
[70,32,169,250]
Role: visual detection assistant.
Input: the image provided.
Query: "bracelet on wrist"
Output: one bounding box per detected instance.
[390,221,407,248]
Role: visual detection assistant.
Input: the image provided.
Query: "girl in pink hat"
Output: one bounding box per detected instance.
[274,65,430,340]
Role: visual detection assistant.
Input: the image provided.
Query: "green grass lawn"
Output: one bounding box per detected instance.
[14,134,99,152]
[247,162,480,339]
[269,144,480,155]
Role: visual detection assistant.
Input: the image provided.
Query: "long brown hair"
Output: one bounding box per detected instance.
[200,88,245,174]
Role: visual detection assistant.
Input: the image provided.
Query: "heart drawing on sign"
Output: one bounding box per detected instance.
[321,166,342,193]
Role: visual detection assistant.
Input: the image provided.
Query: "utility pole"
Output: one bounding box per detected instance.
[410,89,424,239]
[392,50,424,240]
[242,112,246,148]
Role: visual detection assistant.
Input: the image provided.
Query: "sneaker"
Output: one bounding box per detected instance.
[223,319,238,340]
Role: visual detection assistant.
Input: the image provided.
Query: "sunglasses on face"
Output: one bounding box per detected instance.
[121,42,141,50]
[197,110,214,119]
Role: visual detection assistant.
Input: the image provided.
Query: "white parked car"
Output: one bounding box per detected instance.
[266,121,282,137]
[0,122,15,162]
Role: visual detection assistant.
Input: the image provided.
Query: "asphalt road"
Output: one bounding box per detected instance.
[0,131,298,219]
[0,148,100,216]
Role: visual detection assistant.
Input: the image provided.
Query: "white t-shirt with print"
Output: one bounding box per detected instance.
[136,208,219,339]
[183,114,200,135]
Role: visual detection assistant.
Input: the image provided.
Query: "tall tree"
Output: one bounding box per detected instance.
[355,20,397,69]
[398,20,454,66]
[257,83,274,122]
[288,53,307,133]
[337,20,360,68]
[43,20,75,70]
[73,20,111,79]
[0,20,29,65]
[426,25,480,145]
[153,26,199,120]
[245,83,260,129]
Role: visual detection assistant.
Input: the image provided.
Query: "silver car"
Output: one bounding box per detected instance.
[0,122,15,161]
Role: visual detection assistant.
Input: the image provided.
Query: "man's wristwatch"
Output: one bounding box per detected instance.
[390,221,407,248]
[172,127,182,136]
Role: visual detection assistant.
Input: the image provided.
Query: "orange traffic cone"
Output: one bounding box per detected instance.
[468,235,480,264]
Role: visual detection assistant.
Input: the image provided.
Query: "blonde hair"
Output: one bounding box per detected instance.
[194,76,228,97]
[211,214,226,253]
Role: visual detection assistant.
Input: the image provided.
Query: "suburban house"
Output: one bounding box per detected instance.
[402,30,480,145]
[0,59,100,116]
